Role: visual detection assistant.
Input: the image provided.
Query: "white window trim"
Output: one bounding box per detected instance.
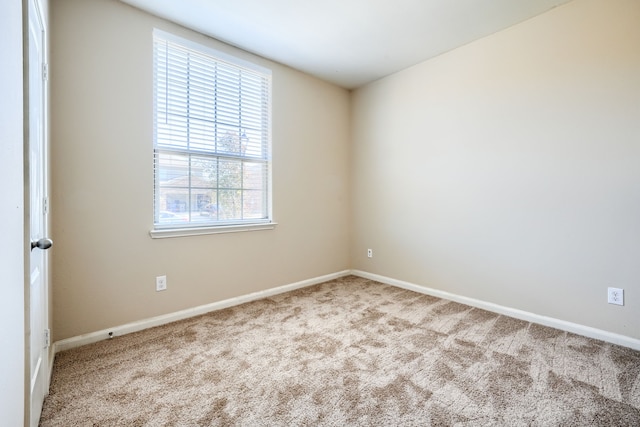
[149,221,278,239]
[151,29,273,237]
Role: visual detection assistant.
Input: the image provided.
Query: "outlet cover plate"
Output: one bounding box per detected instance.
[607,287,623,306]
[156,275,167,292]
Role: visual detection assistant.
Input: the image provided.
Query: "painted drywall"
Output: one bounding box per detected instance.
[0,0,25,424]
[50,0,350,341]
[351,0,640,340]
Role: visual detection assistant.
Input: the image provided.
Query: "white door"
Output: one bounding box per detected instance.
[28,0,50,425]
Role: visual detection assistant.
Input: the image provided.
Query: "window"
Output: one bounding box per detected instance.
[152,30,273,237]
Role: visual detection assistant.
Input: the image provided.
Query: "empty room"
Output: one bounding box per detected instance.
[2,0,639,425]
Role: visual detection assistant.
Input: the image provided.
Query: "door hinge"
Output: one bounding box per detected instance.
[44,328,50,348]
[43,196,49,215]
[43,63,48,81]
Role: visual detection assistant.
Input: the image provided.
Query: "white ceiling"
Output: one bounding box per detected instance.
[120,0,572,89]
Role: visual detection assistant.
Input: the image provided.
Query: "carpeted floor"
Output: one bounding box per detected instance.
[41,275,640,426]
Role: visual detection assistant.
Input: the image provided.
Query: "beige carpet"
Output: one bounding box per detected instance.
[41,275,640,426]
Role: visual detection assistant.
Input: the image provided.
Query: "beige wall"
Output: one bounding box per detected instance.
[351,0,640,339]
[50,0,351,341]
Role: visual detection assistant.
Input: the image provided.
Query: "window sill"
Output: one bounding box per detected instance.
[149,222,278,239]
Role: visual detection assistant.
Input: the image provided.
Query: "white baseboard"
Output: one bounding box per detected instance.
[53,270,351,354]
[351,270,640,351]
[52,268,640,353]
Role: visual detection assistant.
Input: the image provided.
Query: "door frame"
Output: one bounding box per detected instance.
[0,0,26,425]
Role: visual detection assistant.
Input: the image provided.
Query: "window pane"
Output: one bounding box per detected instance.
[158,209,188,224]
[191,156,218,188]
[158,187,189,219]
[218,158,242,189]
[219,189,241,220]
[190,190,218,222]
[156,152,189,185]
[243,161,265,190]
[189,117,216,152]
[243,190,266,219]
[243,128,266,158]
[217,127,243,155]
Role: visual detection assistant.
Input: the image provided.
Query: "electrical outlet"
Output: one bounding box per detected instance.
[607,287,623,306]
[367,249,373,258]
[156,275,167,292]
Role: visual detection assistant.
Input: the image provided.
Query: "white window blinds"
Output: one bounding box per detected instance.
[153,30,272,230]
